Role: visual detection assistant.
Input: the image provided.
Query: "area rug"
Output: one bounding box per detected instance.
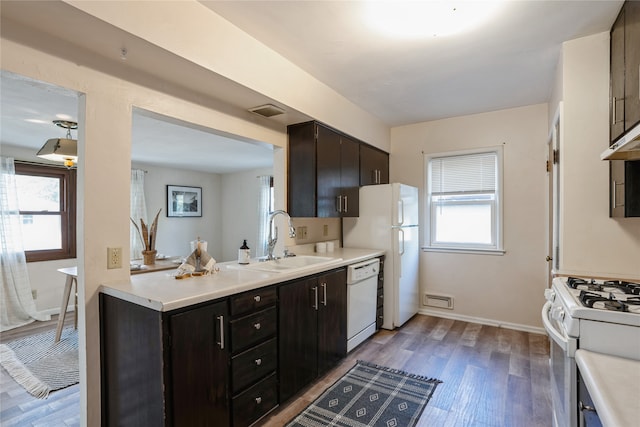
[0,327,78,398]
[286,360,442,427]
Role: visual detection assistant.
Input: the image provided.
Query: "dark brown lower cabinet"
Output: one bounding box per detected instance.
[278,268,347,402]
[100,294,229,427]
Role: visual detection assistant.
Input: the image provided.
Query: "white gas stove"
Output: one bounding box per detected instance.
[542,276,640,427]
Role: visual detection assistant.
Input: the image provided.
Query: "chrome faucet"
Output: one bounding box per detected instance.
[267,210,296,260]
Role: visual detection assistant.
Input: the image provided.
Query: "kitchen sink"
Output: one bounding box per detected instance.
[227,255,342,273]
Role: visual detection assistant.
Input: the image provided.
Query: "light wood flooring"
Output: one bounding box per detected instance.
[0,314,551,426]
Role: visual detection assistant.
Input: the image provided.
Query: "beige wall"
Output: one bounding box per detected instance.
[555,32,640,279]
[391,104,549,330]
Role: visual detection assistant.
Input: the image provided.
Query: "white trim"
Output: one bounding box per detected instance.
[418,308,546,335]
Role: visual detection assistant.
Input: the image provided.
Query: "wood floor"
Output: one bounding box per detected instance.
[0,314,551,427]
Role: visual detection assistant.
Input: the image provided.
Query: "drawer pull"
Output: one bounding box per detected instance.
[254,322,261,330]
[255,397,262,404]
[254,295,261,302]
[255,358,262,366]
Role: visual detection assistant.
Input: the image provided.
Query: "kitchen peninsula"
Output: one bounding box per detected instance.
[99,247,384,426]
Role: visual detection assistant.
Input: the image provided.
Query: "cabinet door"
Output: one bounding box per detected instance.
[317,124,342,217]
[288,122,317,217]
[625,0,640,131]
[278,277,319,402]
[360,144,390,186]
[170,301,229,426]
[340,136,360,217]
[317,269,347,376]
[611,7,625,142]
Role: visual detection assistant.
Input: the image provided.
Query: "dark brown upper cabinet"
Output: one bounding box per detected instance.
[610,1,640,144]
[360,143,389,186]
[288,121,359,217]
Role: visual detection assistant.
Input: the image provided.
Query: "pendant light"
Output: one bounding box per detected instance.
[37,120,78,168]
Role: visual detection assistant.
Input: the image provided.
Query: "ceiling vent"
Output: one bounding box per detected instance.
[248,104,285,118]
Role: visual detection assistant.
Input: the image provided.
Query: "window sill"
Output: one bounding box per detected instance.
[422,247,505,256]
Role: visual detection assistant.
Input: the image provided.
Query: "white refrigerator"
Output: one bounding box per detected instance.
[343,183,420,330]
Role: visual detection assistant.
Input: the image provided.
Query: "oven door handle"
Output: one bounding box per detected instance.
[542,301,576,356]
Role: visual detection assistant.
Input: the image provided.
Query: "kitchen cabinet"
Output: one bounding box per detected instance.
[610,1,640,143]
[578,370,603,427]
[278,268,347,402]
[228,288,278,427]
[100,294,229,426]
[610,160,640,217]
[288,121,359,217]
[360,144,389,186]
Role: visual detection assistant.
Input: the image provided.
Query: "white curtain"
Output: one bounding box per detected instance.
[256,175,272,258]
[130,169,148,260]
[0,157,50,332]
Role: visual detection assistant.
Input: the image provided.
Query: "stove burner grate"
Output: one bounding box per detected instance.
[567,277,640,294]
[578,291,640,312]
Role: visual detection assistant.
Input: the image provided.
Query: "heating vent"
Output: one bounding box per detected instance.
[248,104,285,118]
[423,293,454,309]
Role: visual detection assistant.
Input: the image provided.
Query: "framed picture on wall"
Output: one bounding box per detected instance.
[167,185,202,217]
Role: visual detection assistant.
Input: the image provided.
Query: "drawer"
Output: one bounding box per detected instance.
[231,338,277,394]
[377,289,384,308]
[230,307,277,353]
[230,287,277,317]
[376,308,384,329]
[232,372,278,427]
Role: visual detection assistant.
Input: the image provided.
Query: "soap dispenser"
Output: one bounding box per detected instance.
[238,240,250,264]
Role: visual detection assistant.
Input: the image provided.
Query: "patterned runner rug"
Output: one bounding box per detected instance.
[286,360,442,427]
[0,327,78,398]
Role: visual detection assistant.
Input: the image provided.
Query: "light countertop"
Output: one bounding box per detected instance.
[575,349,640,427]
[100,247,384,312]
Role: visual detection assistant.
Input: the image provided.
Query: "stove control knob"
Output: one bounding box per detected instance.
[551,306,565,321]
[544,288,556,302]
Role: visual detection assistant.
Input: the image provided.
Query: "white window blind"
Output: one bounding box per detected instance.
[425,148,503,253]
[431,152,496,195]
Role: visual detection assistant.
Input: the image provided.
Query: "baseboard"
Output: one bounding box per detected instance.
[418,308,545,335]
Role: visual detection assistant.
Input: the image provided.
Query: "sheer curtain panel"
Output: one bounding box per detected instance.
[130,169,148,260]
[0,157,49,331]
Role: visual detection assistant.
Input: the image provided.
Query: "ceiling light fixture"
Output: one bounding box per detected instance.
[37,120,78,168]
[365,1,505,38]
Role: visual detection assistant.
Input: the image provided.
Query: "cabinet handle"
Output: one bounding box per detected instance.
[320,282,327,306]
[216,315,225,350]
[579,401,596,413]
[254,295,261,302]
[255,358,262,366]
[312,286,318,310]
[344,195,348,213]
[255,397,262,405]
[253,322,261,330]
[613,180,624,208]
[376,169,381,184]
[372,169,377,184]
[336,195,343,213]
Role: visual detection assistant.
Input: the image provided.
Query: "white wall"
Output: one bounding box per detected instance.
[221,167,272,261]
[554,32,640,279]
[391,104,549,330]
[132,162,223,261]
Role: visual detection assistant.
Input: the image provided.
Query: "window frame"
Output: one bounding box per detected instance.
[424,146,504,254]
[14,162,77,262]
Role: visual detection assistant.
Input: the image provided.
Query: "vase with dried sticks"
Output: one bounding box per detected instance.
[131,208,161,265]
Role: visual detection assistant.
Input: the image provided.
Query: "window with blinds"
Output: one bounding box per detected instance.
[425,148,503,252]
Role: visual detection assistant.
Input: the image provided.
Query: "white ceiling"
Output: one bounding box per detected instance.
[0,1,623,171]
[203,0,623,126]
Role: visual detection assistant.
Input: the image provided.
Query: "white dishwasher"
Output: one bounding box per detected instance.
[346,258,380,352]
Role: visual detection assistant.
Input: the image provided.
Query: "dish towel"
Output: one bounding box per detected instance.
[178,248,216,275]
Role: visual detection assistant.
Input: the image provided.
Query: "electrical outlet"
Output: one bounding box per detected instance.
[323,224,329,236]
[107,247,122,269]
[296,226,308,239]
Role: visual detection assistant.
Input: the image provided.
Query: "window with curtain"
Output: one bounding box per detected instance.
[130,169,148,260]
[256,175,274,258]
[14,162,76,262]
[425,147,503,252]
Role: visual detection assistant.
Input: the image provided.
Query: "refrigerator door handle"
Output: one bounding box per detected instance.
[398,228,405,255]
[397,199,405,226]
